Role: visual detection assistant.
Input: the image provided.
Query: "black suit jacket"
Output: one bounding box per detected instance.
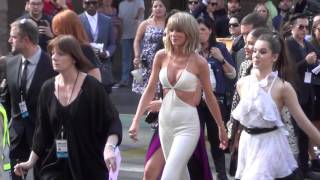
[79,12,116,57]
[285,36,316,105]
[5,51,56,152]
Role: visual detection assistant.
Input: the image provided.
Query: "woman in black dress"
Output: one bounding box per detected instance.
[14,35,122,180]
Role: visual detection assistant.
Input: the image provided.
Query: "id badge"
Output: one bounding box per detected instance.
[56,139,68,158]
[304,72,312,83]
[19,101,29,119]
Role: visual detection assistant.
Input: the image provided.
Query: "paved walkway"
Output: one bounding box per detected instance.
[112,87,320,180]
[117,113,236,180]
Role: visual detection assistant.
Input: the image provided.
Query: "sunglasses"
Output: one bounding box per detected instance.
[296,25,308,30]
[188,1,198,5]
[229,23,239,28]
[84,1,98,5]
[209,2,218,6]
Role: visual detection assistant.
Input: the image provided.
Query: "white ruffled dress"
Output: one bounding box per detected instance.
[232,72,298,180]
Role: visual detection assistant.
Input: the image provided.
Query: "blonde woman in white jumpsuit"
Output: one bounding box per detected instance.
[129,12,228,180]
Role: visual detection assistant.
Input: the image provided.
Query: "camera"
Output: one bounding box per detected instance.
[38,20,48,27]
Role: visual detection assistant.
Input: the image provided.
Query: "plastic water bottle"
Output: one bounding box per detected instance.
[208,63,216,91]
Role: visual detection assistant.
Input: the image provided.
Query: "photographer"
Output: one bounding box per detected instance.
[22,0,54,51]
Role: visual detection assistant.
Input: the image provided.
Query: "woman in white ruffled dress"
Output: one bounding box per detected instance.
[232,34,320,180]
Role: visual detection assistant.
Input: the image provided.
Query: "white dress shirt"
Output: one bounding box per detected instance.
[85,11,98,39]
[85,11,110,57]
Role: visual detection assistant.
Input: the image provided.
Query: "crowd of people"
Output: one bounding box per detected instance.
[0,0,320,180]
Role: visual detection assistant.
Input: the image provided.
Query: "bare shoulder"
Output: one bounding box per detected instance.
[154,49,167,61]
[155,49,166,57]
[153,49,168,66]
[237,76,249,87]
[141,20,149,26]
[137,20,149,31]
[279,80,295,95]
[194,53,207,63]
[236,76,250,96]
[193,53,207,67]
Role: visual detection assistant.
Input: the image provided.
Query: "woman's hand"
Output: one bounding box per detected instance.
[210,47,224,62]
[14,151,39,177]
[14,160,34,177]
[129,120,140,142]
[133,57,141,68]
[218,127,229,150]
[104,144,117,172]
[147,100,162,112]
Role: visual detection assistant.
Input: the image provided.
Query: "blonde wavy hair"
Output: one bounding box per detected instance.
[164,12,199,55]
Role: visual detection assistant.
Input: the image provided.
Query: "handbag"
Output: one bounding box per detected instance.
[99,64,114,94]
[145,111,158,124]
[144,85,163,124]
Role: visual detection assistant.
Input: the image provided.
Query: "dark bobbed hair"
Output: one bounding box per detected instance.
[48,35,93,73]
[257,34,296,89]
[241,13,266,28]
[197,17,217,45]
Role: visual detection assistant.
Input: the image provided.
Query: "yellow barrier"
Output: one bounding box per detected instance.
[216,38,233,52]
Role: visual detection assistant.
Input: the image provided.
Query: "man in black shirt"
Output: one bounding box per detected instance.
[21,0,54,51]
[285,13,318,178]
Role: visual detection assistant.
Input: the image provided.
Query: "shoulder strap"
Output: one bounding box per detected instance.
[268,72,278,94]
[184,56,192,71]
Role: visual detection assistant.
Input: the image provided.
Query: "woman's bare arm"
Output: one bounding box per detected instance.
[133,20,148,66]
[282,81,320,145]
[129,51,165,141]
[197,55,228,148]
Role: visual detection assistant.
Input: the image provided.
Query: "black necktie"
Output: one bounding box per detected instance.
[21,60,29,97]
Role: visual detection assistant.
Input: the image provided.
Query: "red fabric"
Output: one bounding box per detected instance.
[43,0,74,16]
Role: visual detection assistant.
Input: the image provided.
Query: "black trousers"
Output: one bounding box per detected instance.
[198,94,228,160]
[297,102,313,174]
